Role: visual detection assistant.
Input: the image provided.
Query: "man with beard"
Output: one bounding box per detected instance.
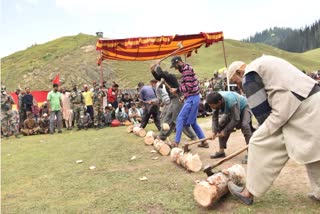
[47,84,63,134]
[61,87,73,130]
[70,84,84,129]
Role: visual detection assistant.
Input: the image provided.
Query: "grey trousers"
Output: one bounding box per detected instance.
[159,96,196,141]
[49,110,62,132]
[218,106,253,149]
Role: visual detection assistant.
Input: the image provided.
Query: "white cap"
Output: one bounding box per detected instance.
[227,61,245,81]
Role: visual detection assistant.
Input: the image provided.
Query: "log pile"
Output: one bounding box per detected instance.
[170,148,202,172]
[193,164,246,207]
[153,138,171,156]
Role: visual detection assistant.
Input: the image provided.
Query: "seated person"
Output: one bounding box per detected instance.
[103,106,113,127]
[198,98,208,117]
[39,113,50,134]
[115,101,128,122]
[128,102,142,124]
[79,113,92,130]
[21,112,40,136]
[121,92,133,109]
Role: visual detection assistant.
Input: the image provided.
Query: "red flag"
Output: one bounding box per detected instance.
[52,74,60,85]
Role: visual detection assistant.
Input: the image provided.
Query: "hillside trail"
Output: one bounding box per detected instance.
[192,119,310,199]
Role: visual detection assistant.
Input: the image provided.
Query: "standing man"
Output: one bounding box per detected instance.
[226,55,320,204]
[70,84,84,129]
[1,86,19,138]
[150,61,197,142]
[169,56,207,147]
[206,91,253,163]
[22,87,33,116]
[138,82,161,131]
[82,84,94,126]
[61,87,73,130]
[93,85,106,129]
[15,89,24,129]
[47,84,63,134]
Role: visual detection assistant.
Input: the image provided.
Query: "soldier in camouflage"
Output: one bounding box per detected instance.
[93,85,106,129]
[212,72,223,92]
[1,85,19,138]
[70,84,85,129]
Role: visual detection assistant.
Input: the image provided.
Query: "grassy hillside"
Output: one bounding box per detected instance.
[2,34,320,91]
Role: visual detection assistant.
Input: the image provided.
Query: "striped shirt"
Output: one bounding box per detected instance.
[177,64,200,98]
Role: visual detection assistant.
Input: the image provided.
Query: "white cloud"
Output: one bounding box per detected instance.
[15,2,23,13]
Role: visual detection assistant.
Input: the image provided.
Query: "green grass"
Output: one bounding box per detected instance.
[1,34,320,91]
[2,124,320,213]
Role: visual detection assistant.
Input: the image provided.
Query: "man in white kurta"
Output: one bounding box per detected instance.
[226,55,320,204]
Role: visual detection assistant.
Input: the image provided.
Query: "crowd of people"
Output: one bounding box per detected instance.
[1,55,319,204]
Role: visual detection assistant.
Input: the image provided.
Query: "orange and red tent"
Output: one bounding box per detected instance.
[96,32,224,62]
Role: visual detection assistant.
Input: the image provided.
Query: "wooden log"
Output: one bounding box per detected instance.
[162,123,170,131]
[170,148,202,172]
[127,125,135,133]
[144,131,155,145]
[133,127,146,137]
[193,164,246,207]
[153,139,171,156]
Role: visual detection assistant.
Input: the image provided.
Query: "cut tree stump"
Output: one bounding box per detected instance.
[193,164,246,207]
[132,127,146,137]
[144,131,155,145]
[170,148,202,172]
[162,123,170,131]
[153,138,171,156]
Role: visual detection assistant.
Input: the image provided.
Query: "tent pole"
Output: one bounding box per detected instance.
[99,51,104,86]
[221,40,230,91]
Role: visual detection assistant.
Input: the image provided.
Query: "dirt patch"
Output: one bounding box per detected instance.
[193,119,311,198]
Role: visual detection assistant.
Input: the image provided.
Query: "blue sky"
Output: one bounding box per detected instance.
[1,0,319,57]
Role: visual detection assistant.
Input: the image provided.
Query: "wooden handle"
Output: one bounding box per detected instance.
[211,145,248,168]
[186,137,212,146]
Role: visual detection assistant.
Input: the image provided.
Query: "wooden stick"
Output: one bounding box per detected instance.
[211,145,248,169]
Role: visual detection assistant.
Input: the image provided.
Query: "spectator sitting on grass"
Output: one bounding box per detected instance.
[115,101,128,122]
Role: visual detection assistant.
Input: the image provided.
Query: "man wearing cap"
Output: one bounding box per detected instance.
[225,55,320,204]
[39,113,50,134]
[169,56,207,147]
[150,61,197,142]
[137,82,161,131]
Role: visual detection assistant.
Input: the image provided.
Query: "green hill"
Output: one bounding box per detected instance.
[2,33,320,91]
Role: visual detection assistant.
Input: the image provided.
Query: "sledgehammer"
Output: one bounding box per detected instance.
[203,145,249,177]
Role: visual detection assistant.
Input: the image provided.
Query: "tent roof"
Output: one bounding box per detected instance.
[96,32,223,62]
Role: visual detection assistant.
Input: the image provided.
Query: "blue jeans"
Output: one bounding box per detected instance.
[175,94,205,143]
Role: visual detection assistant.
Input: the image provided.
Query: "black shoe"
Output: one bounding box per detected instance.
[228,181,253,205]
[210,152,226,159]
[50,132,54,135]
[198,142,209,148]
[242,154,248,164]
[58,130,62,133]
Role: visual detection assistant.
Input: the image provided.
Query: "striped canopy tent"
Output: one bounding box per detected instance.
[95,31,231,89]
[96,32,225,61]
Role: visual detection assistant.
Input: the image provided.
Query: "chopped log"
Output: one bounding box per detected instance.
[170,148,202,172]
[127,125,135,133]
[153,139,171,156]
[193,164,246,207]
[162,123,170,131]
[133,127,146,137]
[144,131,155,145]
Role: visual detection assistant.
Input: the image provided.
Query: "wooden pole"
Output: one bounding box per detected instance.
[221,40,231,91]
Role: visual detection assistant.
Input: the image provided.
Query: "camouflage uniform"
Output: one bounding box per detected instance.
[1,92,19,138]
[93,88,106,127]
[212,77,223,91]
[70,89,84,129]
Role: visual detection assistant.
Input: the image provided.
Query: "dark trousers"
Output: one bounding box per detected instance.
[140,103,161,131]
[219,106,253,149]
[86,105,94,123]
